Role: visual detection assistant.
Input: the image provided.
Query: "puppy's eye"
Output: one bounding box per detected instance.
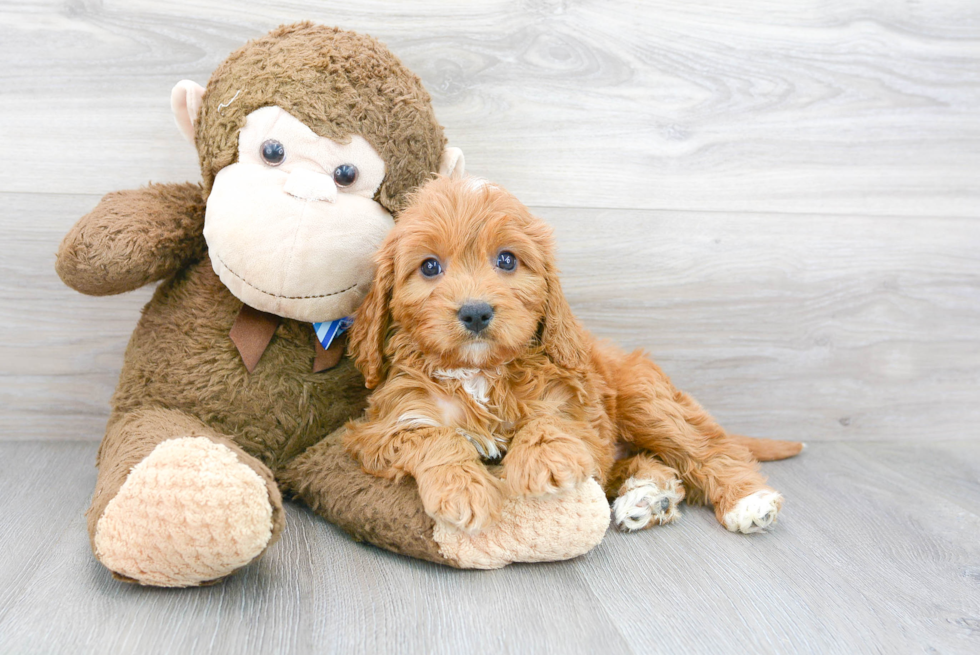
[420,258,443,278]
[260,140,285,166]
[496,251,518,272]
[333,164,358,187]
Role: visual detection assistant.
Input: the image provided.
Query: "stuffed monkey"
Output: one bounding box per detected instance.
[56,23,610,587]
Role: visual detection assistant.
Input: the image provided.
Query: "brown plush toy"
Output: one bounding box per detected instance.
[55,23,609,587]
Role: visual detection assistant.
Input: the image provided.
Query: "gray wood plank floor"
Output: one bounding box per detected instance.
[1,1,979,653]
[1,440,978,654]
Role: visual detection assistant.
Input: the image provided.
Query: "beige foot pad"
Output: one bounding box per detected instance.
[433,478,610,569]
[93,437,274,587]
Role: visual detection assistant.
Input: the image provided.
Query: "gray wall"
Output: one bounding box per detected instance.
[2,0,978,443]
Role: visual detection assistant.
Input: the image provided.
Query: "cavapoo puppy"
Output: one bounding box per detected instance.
[344,176,802,535]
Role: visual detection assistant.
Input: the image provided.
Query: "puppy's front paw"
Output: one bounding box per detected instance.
[504,436,593,496]
[417,464,504,534]
[723,489,783,534]
[612,477,683,532]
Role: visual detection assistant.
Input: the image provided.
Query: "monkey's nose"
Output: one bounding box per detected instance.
[283,169,337,202]
[458,302,494,334]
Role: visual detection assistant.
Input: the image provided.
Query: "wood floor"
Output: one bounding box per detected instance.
[1,1,979,653]
[2,440,979,654]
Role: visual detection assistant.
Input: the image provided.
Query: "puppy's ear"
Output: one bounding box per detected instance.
[540,255,590,371]
[350,240,396,388]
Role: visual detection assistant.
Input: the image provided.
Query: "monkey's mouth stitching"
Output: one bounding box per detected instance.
[212,253,358,300]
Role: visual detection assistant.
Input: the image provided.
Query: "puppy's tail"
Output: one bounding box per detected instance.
[731,434,805,461]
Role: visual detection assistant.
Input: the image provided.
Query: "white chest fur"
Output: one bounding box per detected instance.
[419,368,504,460]
[433,368,490,407]
[394,369,505,460]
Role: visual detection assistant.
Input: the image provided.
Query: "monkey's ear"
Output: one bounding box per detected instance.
[170,80,207,146]
[439,147,465,179]
[349,241,397,389]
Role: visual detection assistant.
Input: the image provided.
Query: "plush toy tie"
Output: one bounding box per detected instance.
[311,317,353,372]
[313,316,353,351]
[229,305,350,373]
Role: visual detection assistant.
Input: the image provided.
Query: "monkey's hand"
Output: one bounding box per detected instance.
[56,182,206,295]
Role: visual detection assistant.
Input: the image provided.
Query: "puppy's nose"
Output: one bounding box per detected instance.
[458,302,494,334]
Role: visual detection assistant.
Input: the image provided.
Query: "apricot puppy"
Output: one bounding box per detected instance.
[345,176,802,534]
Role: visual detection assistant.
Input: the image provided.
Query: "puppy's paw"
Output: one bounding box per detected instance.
[612,477,683,532]
[503,436,593,497]
[723,489,783,534]
[417,464,504,534]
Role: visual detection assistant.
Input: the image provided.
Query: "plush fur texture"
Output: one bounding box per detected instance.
[94,436,275,587]
[88,406,286,585]
[344,177,803,534]
[279,429,608,568]
[431,477,609,569]
[56,182,206,296]
[196,22,446,213]
[57,25,611,586]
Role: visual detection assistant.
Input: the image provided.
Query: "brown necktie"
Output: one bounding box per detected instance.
[230,305,345,373]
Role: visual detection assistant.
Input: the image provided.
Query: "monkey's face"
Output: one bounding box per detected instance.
[203,106,395,322]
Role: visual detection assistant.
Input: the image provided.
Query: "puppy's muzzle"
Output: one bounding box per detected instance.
[458,301,494,334]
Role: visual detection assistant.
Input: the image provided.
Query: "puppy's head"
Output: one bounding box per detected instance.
[350,176,588,388]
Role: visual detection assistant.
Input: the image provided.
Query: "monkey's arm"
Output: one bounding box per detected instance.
[282,426,611,569]
[56,182,207,295]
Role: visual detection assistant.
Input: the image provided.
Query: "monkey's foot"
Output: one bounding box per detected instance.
[93,437,275,587]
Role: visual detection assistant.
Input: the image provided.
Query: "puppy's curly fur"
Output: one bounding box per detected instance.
[345,177,802,534]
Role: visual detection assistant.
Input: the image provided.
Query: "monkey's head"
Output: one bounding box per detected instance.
[171,23,463,322]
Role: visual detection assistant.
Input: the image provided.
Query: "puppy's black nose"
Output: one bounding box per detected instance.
[458,302,494,334]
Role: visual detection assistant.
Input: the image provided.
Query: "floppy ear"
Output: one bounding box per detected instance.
[349,241,396,388]
[540,257,590,371]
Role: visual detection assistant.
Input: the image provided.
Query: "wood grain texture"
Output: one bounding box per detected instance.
[2,0,978,444]
[1,1,978,215]
[543,206,980,443]
[3,192,977,443]
[0,440,977,654]
[1,2,979,652]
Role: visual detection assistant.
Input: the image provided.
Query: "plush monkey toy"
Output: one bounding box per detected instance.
[56,23,609,587]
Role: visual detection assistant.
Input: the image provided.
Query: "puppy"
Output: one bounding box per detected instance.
[345,176,802,534]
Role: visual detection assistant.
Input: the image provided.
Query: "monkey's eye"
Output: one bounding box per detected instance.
[420,258,443,278]
[333,164,358,187]
[496,251,518,272]
[260,140,285,166]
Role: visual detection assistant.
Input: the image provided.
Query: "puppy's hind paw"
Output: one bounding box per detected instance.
[611,477,682,532]
[723,489,783,534]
